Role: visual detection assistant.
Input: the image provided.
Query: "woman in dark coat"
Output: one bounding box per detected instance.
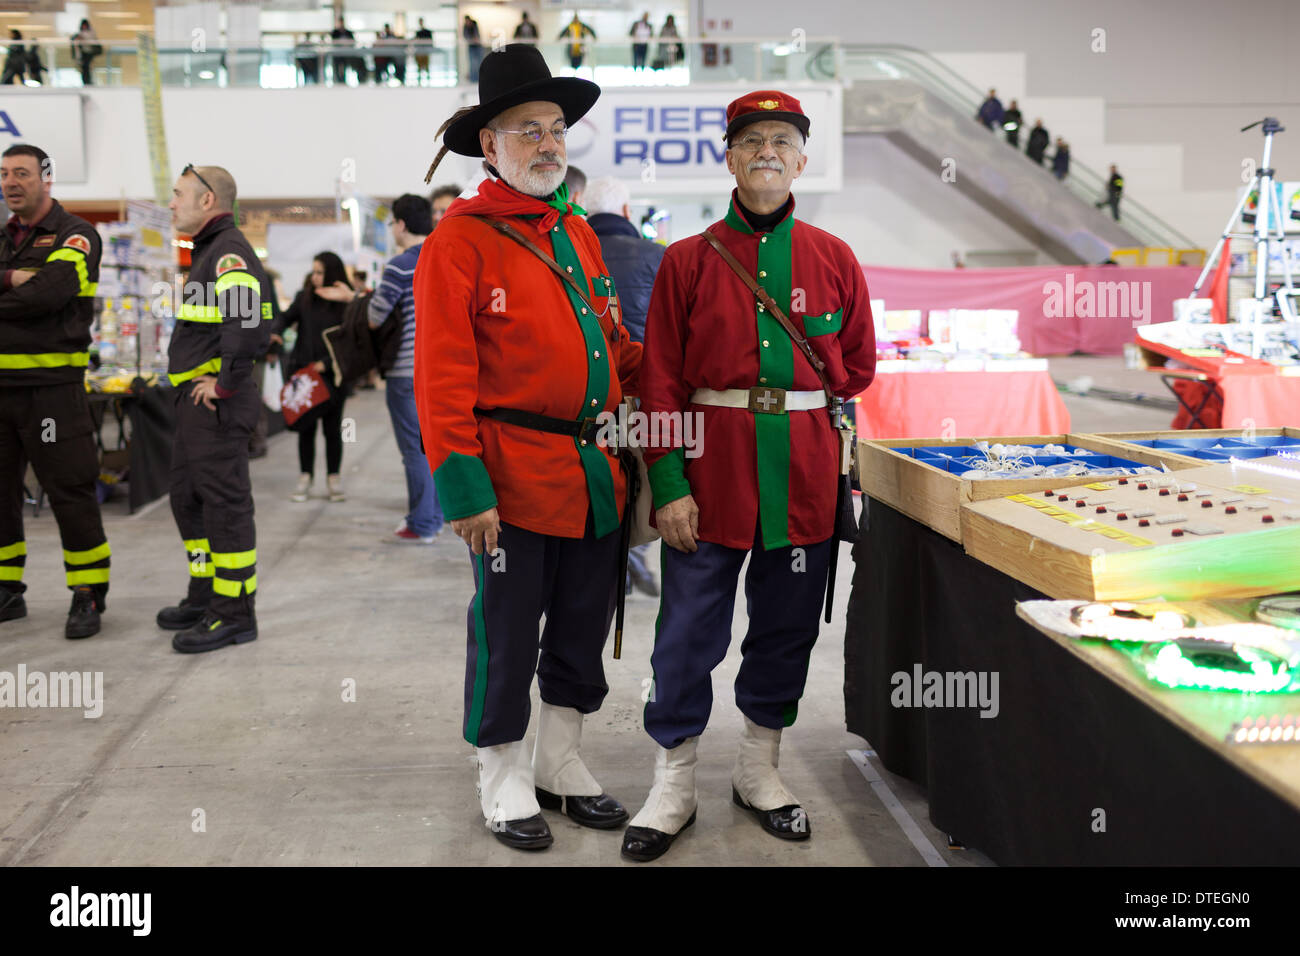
[270,251,355,502]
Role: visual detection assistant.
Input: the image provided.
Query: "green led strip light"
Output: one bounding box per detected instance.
[1126,642,1297,694]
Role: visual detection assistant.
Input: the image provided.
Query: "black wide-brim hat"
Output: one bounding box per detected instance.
[443,44,600,158]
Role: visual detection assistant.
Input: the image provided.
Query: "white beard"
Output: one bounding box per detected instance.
[497,150,567,198]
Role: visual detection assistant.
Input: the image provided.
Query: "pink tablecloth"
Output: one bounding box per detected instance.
[862,263,1202,356]
[853,370,1071,439]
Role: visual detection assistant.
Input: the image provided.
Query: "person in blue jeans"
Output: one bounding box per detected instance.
[370,193,445,542]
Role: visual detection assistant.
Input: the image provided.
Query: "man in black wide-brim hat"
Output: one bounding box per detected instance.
[413,44,643,851]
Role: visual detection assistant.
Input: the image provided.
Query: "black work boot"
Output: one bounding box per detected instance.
[156,599,208,631]
[65,585,102,640]
[0,587,26,624]
[157,580,212,630]
[172,609,257,654]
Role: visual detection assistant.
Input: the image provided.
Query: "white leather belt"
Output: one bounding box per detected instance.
[690,387,827,415]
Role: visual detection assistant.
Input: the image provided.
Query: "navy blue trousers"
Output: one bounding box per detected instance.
[644,526,833,749]
[463,514,620,747]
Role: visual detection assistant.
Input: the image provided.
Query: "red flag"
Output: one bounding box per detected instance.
[1209,239,1231,323]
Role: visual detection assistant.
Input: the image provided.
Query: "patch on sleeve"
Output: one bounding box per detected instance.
[217,253,248,275]
[33,235,55,247]
[62,233,91,254]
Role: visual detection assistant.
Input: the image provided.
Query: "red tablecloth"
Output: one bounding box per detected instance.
[863,263,1202,356]
[1217,374,1300,429]
[853,370,1071,439]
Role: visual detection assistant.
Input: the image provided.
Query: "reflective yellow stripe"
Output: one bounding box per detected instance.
[0,566,23,581]
[183,538,211,553]
[0,541,26,561]
[190,563,214,579]
[212,577,240,597]
[177,304,223,323]
[0,352,90,369]
[214,270,259,295]
[168,357,221,386]
[67,568,110,586]
[63,542,111,565]
[212,549,256,570]
[212,573,256,597]
[46,247,96,297]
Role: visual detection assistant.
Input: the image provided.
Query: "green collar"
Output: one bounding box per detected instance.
[723,189,795,236]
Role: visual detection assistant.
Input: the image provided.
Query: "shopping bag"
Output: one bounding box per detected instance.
[262,360,283,413]
[280,366,330,429]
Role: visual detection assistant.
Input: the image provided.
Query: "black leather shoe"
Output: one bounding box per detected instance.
[732,786,810,841]
[157,599,208,631]
[490,813,553,851]
[0,588,26,624]
[172,611,257,654]
[65,586,101,640]
[536,787,629,830]
[620,810,696,862]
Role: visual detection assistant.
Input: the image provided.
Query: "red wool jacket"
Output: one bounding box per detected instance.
[413,178,642,539]
[640,192,876,549]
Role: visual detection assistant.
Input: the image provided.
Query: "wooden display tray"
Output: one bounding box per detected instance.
[1081,427,1300,469]
[962,459,1300,601]
[856,433,1201,543]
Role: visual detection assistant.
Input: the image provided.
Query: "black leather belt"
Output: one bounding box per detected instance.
[475,406,605,446]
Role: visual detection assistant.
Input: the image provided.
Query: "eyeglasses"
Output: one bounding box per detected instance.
[492,123,569,145]
[182,163,215,197]
[730,133,801,155]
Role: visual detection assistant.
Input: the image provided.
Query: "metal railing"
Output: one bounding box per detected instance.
[0,36,840,91]
[807,43,1197,251]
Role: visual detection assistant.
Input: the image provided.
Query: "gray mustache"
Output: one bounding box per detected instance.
[748,161,784,172]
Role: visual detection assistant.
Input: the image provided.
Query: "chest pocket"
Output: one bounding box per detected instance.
[801,307,843,337]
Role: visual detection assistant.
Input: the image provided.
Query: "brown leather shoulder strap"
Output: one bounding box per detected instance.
[470,214,595,313]
[699,227,833,398]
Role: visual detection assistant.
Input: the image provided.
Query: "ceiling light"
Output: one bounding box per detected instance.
[198,70,215,79]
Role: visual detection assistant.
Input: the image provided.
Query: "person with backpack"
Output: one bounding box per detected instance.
[270,252,354,503]
[370,194,443,543]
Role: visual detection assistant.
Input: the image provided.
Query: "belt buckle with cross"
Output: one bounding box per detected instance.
[748,386,786,415]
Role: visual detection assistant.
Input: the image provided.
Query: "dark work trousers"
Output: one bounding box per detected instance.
[462,511,621,747]
[643,524,833,749]
[297,392,345,477]
[169,385,259,626]
[0,383,110,595]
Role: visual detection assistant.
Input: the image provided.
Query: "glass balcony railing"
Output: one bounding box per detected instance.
[0,36,839,92]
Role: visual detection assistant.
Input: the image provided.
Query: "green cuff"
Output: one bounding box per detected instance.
[433,452,498,520]
[647,447,692,510]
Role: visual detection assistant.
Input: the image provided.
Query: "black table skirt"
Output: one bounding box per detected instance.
[87,386,174,514]
[844,498,1300,865]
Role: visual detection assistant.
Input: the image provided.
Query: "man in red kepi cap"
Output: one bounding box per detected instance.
[414,44,642,852]
[622,90,877,862]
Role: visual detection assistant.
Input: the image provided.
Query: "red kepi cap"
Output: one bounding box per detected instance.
[724,90,811,142]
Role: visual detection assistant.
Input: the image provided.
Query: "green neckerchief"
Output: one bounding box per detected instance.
[547,181,586,218]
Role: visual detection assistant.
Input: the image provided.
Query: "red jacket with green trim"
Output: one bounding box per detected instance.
[413,179,642,540]
[166,213,272,394]
[0,199,101,387]
[640,192,876,550]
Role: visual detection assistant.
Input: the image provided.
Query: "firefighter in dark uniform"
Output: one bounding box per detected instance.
[0,143,110,640]
[157,165,271,653]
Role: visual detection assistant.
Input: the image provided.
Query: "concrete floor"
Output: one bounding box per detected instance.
[1,383,1002,868]
[0,357,1164,867]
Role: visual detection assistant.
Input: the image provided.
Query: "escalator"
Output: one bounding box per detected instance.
[810,44,1196,264]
